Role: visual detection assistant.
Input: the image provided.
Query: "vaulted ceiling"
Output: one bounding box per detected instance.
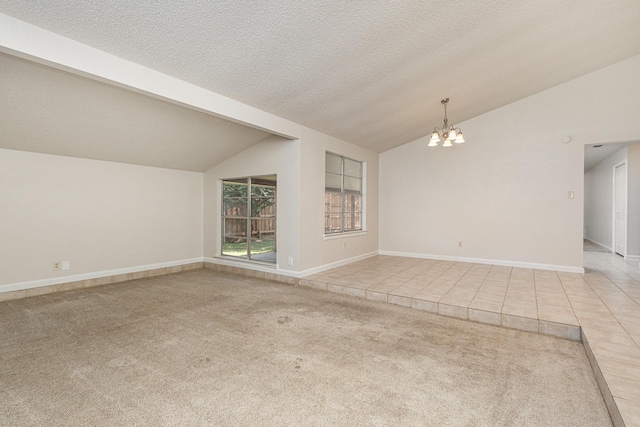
[0,53,271,172]
[1,1,640,168]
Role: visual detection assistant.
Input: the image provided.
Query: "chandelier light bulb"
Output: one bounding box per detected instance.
[428,98,466,148]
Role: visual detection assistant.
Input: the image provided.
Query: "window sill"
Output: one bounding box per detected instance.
[323,230,368,241]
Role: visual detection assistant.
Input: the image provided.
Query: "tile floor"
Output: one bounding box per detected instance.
[301,250,640,427]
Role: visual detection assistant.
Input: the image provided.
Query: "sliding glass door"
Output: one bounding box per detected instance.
[222,175,276,264]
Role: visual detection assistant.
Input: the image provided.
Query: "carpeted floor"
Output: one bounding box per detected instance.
[0,269,611,426]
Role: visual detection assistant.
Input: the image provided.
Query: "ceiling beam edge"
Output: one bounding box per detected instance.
[0,13,301,140]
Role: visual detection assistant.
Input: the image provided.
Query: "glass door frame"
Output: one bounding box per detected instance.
[221,175,276,264]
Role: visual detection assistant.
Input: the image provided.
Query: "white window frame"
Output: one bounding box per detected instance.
[220,176,277,264]
[324,152,366,237]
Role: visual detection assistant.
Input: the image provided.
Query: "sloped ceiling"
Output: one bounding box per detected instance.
[0,53,271,172]
[1,1,640,157]
[584,142,629,172]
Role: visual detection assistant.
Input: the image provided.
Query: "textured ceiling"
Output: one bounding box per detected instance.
[0,53,271,172]
[1,1,640,153]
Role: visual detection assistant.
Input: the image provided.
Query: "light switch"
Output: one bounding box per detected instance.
[568,191,575,199]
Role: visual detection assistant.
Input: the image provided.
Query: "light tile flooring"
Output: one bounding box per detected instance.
[301,251,640,427]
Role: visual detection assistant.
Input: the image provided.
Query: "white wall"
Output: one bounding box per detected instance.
[299,127,379,273]
[203,127,379,275]
[584,146,627,251]
[0,149,204,286]
[627,144,640,257]
[203,135,301,272]
[380,54,640,271]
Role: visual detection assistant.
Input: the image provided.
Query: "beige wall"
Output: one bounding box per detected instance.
[0,149,204,286]
[204,136,301,271]
[204,128,379,275]
[299,127,379,272]
[3,126,377,288]
[380,55,640,271]
[5,51,638,286]
[627,144,640,257]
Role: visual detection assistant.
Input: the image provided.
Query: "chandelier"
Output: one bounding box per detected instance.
[428,98,465,147]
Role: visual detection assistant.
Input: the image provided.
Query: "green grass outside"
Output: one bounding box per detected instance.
[222,240,275,256]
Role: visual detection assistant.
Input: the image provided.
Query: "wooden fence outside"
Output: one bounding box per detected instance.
[223,203,275,242]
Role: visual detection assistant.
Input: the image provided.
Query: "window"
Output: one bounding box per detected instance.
[222,176,276,264]
[325,152,363,234]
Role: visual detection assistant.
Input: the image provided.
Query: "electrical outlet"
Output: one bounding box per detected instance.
[53,262,61,271]
[458,241,463,247]
[288,257,293,266]
[343,242,347,249]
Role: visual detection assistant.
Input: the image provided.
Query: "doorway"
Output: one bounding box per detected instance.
[583,142,626,256]
[221,175,276,264]
[613,162,627,256]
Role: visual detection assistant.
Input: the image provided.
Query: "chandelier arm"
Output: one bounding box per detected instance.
[429,98,464,147]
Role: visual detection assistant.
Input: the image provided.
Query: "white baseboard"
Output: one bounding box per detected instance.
[624,255,640,262]
[378,251,585,274]
[204,251,379,279]
[584,237,612,252]
[203,256,298,277]
[0,258,204,294]
[299,251,379,277]
[2,249,588,295]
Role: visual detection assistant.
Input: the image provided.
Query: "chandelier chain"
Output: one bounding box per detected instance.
[428,98,465,147]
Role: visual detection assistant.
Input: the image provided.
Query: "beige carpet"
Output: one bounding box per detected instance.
[0,269,611,426]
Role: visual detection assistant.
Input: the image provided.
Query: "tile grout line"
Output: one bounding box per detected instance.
[554,270,579,326]
[438,262,477,303]
[375,259,440,293]
[388,260,461,302]
[582,272,640,349]
[500,266,514,315]
[466,265,492,313]
[577,272,627,340]
[597,268,640,310]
